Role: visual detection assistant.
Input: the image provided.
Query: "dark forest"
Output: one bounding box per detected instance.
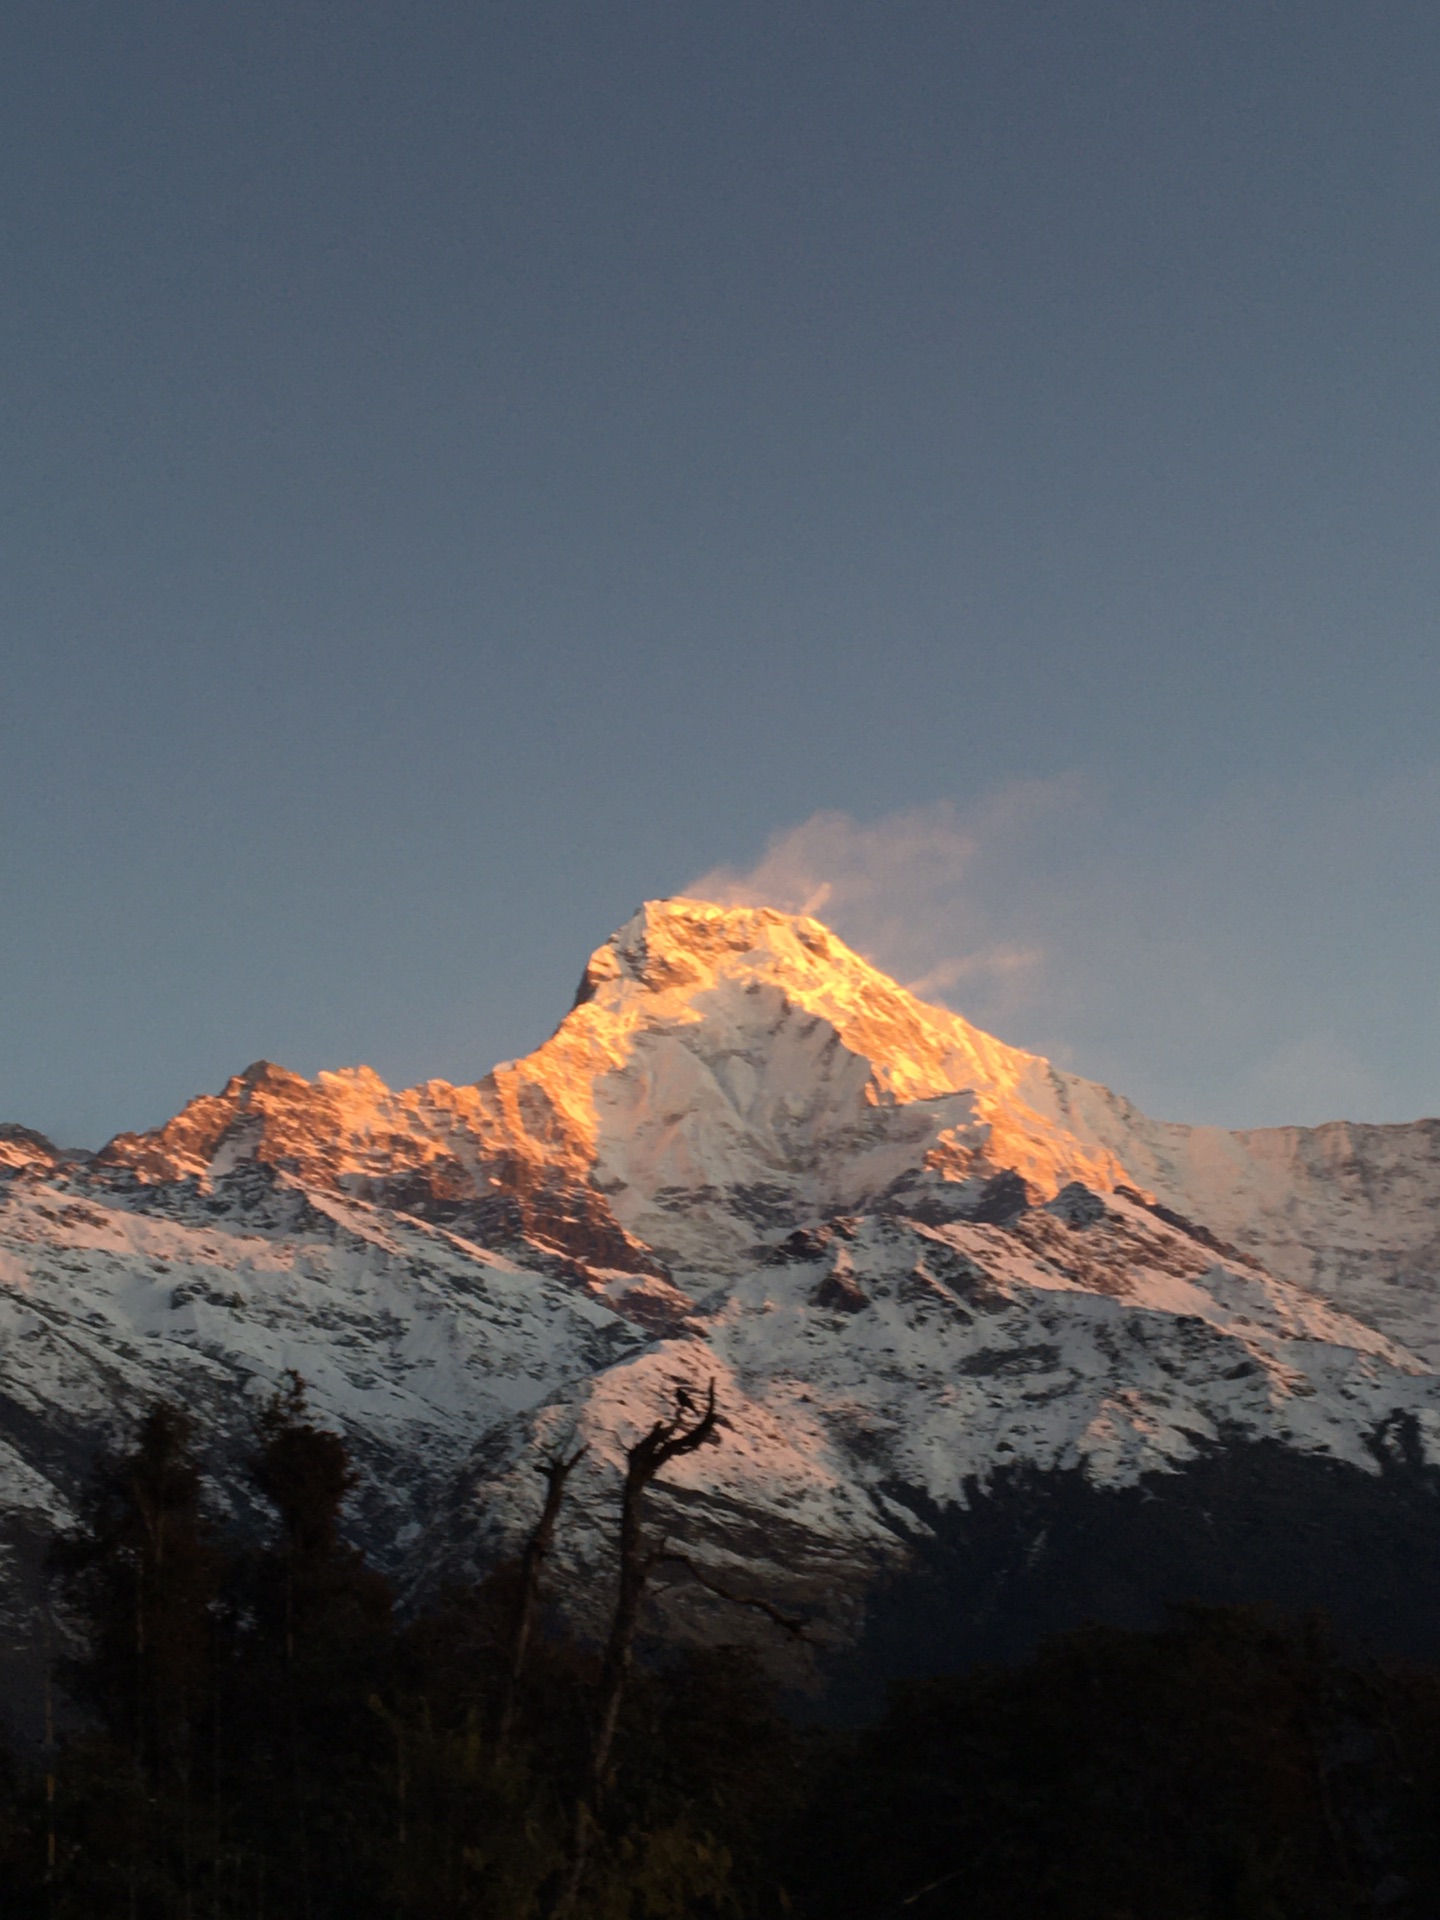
[5,1387,1440,1919]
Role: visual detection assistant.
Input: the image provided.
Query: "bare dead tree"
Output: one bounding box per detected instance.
[495,1439,587,1755]
[550,1380,719,1918]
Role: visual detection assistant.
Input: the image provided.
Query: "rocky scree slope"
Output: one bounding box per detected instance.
[3,899,1440,1666]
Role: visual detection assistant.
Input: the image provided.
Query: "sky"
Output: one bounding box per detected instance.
[3,0,1439,1146]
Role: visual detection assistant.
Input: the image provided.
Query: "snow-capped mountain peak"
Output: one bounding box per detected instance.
[93,900,1135,1277]
[489,898,1140,1272]
[5,897,1440,1679]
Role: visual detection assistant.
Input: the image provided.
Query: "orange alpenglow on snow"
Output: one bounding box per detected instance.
[99,900,1137,1263]
[96,898,1440,1351]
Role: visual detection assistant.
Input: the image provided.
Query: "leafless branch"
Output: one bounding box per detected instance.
[496,1440,587,1752]
[550,1380,721,1917]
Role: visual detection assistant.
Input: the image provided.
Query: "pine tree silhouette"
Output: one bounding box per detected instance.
[50,1400,220,1917]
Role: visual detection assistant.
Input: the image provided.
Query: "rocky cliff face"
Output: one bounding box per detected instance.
[4,898,1440,1675]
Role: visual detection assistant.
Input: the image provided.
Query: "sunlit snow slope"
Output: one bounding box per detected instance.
[4,898,1440,1654]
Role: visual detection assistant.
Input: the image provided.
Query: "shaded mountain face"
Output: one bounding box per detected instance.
[5,898,1440,1697]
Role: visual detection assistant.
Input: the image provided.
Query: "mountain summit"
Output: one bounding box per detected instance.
[4,898,1440,1684]
[96,898,1440,1348]
[99,896,1141,1282]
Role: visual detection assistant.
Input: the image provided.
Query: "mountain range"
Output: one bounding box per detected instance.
[5,897,1440,1712]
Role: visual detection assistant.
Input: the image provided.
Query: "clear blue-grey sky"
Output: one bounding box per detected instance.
[4,1,1438,1146]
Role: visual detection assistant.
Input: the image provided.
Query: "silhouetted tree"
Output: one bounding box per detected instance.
[50,1401,221,1917]
[497,1440,587,1756]
[230,1374,394,1920]
[551,1379,719,1918]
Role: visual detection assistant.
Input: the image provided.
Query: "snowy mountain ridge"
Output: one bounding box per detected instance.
[4,898,1440,1666]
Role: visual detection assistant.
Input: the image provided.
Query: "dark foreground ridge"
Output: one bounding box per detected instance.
[824,1412,1440,1718]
